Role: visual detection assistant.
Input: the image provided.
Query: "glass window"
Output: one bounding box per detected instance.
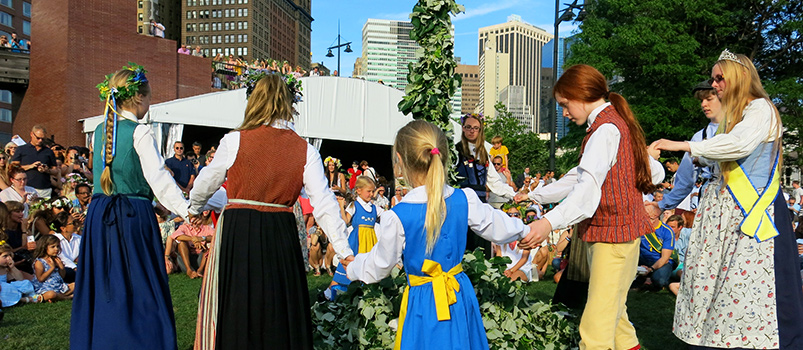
[243,34,247,43]
[237,8,242,17]
[0,0,12,8]
[0,109,11,123]
[23,2,30,17]
[138,0,143,9]
[22,21,30,36]
[243,8,248,16]
[242,21,247,30]
[187,11,192,19]
[0,12,12,27]
[0,90,11,103]
[138,13,144,21]
[187,0,192,5]
[243,47,247,56]
[224,22,229,30]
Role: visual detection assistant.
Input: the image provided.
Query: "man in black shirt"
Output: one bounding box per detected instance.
[11,125,57,198]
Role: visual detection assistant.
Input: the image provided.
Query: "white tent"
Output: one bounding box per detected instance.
[81,77,417,155]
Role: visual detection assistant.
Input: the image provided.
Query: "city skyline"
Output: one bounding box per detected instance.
[311,0,579,77]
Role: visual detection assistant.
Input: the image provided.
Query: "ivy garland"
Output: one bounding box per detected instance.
[236,68,303,103]
[96,62,148,101]
[398,0,465,185]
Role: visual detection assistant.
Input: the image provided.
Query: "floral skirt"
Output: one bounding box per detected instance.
[673,178,803,349]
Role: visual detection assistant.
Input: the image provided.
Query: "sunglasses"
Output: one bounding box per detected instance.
[493,162,502,166]
[508,212,521,217]
[708,74,725,84]
[175,147,184,150]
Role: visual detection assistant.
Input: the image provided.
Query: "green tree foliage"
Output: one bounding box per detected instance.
[566,0,802,155]
[485,102,550,176]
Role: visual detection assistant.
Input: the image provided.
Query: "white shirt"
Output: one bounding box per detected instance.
[688,99,779,161]
[188,120,353,260]
[468,143,517,199]
[0,185,37,216]
[346,196,385,217]
[527,103,665,231]
[54,232,81,269]
[499,243,532,273]
[120,111,190,219]
[347,185,531,283]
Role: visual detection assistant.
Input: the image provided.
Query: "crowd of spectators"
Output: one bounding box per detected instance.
[0,32,29,52]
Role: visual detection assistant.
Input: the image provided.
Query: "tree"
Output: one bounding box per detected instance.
[485,102,549,177]
[566,0,802,152]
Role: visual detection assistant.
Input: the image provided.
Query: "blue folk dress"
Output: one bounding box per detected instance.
[332,200,378,287]
[70,119,177,350]
[391,189,488,350]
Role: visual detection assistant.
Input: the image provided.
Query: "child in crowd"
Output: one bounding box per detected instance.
[345,120,533,349]
[51,211,80,284]
[489,135,510,169]
[324,176,383,299]
[499,205,532,282]
[32,235,74,302]
[0,243,38,306]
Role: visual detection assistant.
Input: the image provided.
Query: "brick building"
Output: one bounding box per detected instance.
[13,0,213,147]
[181,0,312,69]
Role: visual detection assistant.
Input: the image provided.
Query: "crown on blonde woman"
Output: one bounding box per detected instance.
[718,49,746,67]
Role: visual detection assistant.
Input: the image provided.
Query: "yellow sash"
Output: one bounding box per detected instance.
[725,151,781,242]
[394,260,463,350]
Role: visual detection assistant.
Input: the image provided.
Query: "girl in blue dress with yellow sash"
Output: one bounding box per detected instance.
[344,120,532,349]
[328,176,383,297]
[70,65,190,350]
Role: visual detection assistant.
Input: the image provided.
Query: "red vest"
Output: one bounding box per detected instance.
[577,106,652,243]
[226,125,307,213]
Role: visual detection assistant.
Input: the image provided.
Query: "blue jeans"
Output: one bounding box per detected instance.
[639,256,674,288]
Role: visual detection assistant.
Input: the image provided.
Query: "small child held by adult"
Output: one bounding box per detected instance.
[489,135,510,169]
[0,243,39,306]
[32,235,74,302]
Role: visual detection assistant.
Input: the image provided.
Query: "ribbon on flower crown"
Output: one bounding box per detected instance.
[102,89,121,164]
[725,150,782,242]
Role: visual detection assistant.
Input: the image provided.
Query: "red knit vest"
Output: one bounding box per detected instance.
[577,106,652,243]
[225,125,307,213]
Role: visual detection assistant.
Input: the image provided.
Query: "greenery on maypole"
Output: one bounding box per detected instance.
[398,0,465,184]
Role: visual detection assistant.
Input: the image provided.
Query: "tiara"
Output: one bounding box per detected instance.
[718,49,746,67]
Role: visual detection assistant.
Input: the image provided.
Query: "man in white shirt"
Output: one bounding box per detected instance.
[792,181,803,204]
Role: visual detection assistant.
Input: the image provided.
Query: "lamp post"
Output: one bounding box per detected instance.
[550,0,586,171]
[325,22,353,76]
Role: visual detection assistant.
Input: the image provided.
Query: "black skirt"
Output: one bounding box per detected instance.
[215,208,312,350]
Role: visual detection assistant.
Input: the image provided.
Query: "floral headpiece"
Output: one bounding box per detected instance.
[96,62,149,101]
[64,173,86,187]
[718,49,746,67]
[237,68,303,104]
[324,156,342,169]
[50,197,73,210]
[460,113,484,125]
[28,199,50,212]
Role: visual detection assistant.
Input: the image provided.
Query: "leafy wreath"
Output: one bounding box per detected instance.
[237,68,303,103]
[96,62,149,101]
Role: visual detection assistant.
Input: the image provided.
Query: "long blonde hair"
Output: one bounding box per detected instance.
[99,69,151,195]
[238,74,294,130]
[715,54,782,183]
[393,120,449,255]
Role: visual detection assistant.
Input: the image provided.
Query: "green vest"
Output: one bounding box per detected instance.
[93,119,154,198]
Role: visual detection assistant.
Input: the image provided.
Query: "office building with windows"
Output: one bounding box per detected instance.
[181,0,312,68]
[455,64,480,114]
[478,15,551,132]
[355,19,420,90]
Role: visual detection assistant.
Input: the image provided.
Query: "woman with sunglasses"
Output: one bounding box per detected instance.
[457,114,517,258]
[654,50,803,349]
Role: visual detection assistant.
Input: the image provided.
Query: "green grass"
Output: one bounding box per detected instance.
[0,271,685,350]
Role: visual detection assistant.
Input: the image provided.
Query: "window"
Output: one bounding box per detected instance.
[23,2,30,17]
[242,34,247,43]
[187,11,192,19]
[242,47,247,56]
[211,35,217,44]
[0,90,11,103]
[192,11,197,19]
[237,47,242,56]
[138,25,143,33]
[0,0,12,9]
[236,21,242,30]
[0,12,13,27]
[0,109,11,123]
[138,1,143,9]
[187,0,192,5]
[237,8,242,17]
[242,21,247,30]
[22,21,29,36]
[243,8,248,17]
[224,22,230,30]
[138,13,143,21]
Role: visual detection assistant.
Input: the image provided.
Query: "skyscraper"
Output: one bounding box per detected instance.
[543,35,577,139]
[455,64,480,114]
[356,19,420,90]
[181,0,312,68]
[478,38,509,117]
[478,15,552,131]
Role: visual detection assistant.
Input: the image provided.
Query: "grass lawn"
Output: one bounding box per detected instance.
[0,271,685,350]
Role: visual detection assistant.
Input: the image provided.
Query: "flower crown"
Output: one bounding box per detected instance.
[718,49,746,67]
[460,113,484,125]
[324,156,342,169]
[50,197,72,210]
[237,68,303,103]
[64,173,87,187]
[96,62,149,101]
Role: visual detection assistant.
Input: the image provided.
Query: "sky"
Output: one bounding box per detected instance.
[310,0,581,77]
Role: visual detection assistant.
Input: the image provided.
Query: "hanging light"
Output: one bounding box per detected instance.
[344,44,353,53]
[325,49,334,58]
[575,7,587,21]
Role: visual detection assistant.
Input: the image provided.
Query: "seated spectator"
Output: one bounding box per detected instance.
[71,183,92,218]
[638,202,676,290]
[0,166,38,216]
[165,211,214,279]
[31,235,73,301]
[0,243,38,306]
[3,201,33,274]
[789,197,801,226]
[666,215,692,295]
[498,205,532,282]
[652,190,664,202]
[51,211,79,284]
[308,224,335,276]
[4,142,16,158]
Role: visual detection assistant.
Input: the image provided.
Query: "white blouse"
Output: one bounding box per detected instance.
[468,143,518,199]
[346,185,531,283]
[119,111,190,219]
[688,99,779,161]
[188,120,354,260]
[346,196,385,217]
[526,103,665,231]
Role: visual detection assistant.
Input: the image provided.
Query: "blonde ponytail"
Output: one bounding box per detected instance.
[393,120,449,255]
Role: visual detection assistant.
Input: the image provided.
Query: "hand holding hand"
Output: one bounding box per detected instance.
[514,192,529,203]
[521,219,551,250]
[339,255,355,271]
[647,143,661,160]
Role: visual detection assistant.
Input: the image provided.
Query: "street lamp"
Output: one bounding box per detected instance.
[550,0,585,171]
[326,22,353,76]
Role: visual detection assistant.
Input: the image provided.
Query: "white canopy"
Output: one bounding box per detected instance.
[82,77,415,146]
